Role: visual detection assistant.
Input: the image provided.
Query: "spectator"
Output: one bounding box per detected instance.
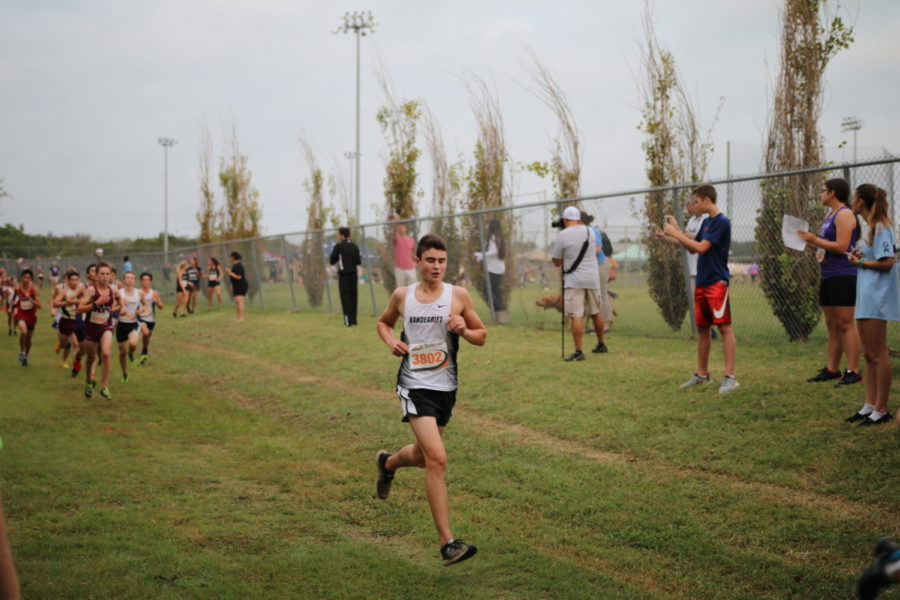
[551,206,607,361]
[330,226,362,326]
[392,216,417,288]
[474,219,507,321]
[123,256,133,274]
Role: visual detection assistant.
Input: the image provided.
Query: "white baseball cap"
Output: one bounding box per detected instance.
[562,206,581,221]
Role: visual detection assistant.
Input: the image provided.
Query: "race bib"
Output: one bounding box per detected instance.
[90,311,109,325]
[408,341,449,371]
[19,300,33,310]
[815,248,825,264]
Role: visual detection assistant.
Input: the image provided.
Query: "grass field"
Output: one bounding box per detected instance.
[1,300,899,599]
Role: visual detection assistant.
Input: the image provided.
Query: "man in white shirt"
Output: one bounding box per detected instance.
[551,206,607,361]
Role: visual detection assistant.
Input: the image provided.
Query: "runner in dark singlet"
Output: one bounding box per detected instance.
[206,257,223,309]
[186,257,202,314]
[13,270,42,366]
[173,262,189,318]
[77,262,119,399]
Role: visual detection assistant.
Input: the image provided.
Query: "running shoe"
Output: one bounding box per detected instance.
[61,361,69,369]
[806,367,841,383]
[846,411,870,423]
[375,450,395,500]
[680,373,710,388]
[718,375,740,395]
[71,360,82,378]
[21,355,27,367]
[591,342,608,354]
[140,354,148,365]
[18,352,26,366]
[100,387,112,400]
[121,374,129,383]
[856,537,899,600]
[84,383,93,398]
[860,412,893,427]
[564,350,585,362]
[440,539,477,566]
[835,370,863,387]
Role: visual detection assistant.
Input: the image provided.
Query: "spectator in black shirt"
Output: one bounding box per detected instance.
[330,227,362,326]
[225,252,248,322]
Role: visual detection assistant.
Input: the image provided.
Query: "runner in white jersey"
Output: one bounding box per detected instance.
[52,269,83,369]
[374,233,487,566]
[116,271,141,382]
[137,272,162,365]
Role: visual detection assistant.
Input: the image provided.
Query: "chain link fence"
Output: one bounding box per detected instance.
[3,157,898,347]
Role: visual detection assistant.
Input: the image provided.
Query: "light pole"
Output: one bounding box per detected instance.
[841,116,862,162]
[158,137,177,262]
[343,151,357,223]
[333,11,377,225]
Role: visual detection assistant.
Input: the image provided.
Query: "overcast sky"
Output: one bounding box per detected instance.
[1,0,897,240]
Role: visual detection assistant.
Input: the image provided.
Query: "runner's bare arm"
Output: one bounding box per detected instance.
[51,286,66,309]
[76,287,94,314]
[377,287,409,356]
[448,287,486,346]
[798,209,856,253]
[154,291,164,308]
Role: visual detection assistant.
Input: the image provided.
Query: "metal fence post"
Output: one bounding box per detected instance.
[282,234,297,311]
[251,242,265,309]
[843,165,852,189]
[359,225,378,316]
[476,213,496,323]
[322,231,334,313]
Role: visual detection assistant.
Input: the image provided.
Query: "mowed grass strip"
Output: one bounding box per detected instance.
[0,308,897,599]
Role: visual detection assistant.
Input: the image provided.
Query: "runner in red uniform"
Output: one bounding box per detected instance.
[77,262,119,399]
[13,269,42,366]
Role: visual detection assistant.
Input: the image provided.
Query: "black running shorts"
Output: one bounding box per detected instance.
[819,275,856,307]
[397,386,457,427]
[115,321,140,343]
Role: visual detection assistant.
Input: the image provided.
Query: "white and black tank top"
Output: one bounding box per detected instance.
[139,288,156,322]
[397,283,458,392]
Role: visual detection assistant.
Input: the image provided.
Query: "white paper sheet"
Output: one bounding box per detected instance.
[782,214,810,251]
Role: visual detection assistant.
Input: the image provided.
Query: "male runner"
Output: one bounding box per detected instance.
[116,271,141,382]
[374,233,487,566]
[137,272,162,365]
[660,184,740,394]
[52,269,84,370]
[78,262,119,399]
[70,264,96,378]
[12,270,41,366]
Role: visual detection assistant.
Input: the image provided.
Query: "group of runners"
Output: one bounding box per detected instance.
[0,262,163,400]
[172,256,225,317]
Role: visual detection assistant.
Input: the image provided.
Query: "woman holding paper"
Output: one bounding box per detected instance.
[797,178,862,386]
[845,184,899,426]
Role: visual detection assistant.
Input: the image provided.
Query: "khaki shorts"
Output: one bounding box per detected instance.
[394,267,417,288]
[564,288,601,318]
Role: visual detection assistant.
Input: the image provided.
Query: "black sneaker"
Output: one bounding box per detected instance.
[856,537,899,600]
[835,370,863,387]
[591,343,608,354]
[860,412,893,427]
[806,367,841,383]
[564,350,585,362]
[374,450,395,500]
[441,539,477,566]
[846,411,870,423]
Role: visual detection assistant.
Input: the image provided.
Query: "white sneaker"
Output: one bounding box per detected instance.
[680,373,710,388]
[718,376,740,394]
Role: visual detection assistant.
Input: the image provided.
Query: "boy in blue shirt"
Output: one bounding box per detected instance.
[660,184,740,394]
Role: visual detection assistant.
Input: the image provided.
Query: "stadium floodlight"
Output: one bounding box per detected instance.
[158,137,177,262]
[333,11,376,224]
[841,116,863,162]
